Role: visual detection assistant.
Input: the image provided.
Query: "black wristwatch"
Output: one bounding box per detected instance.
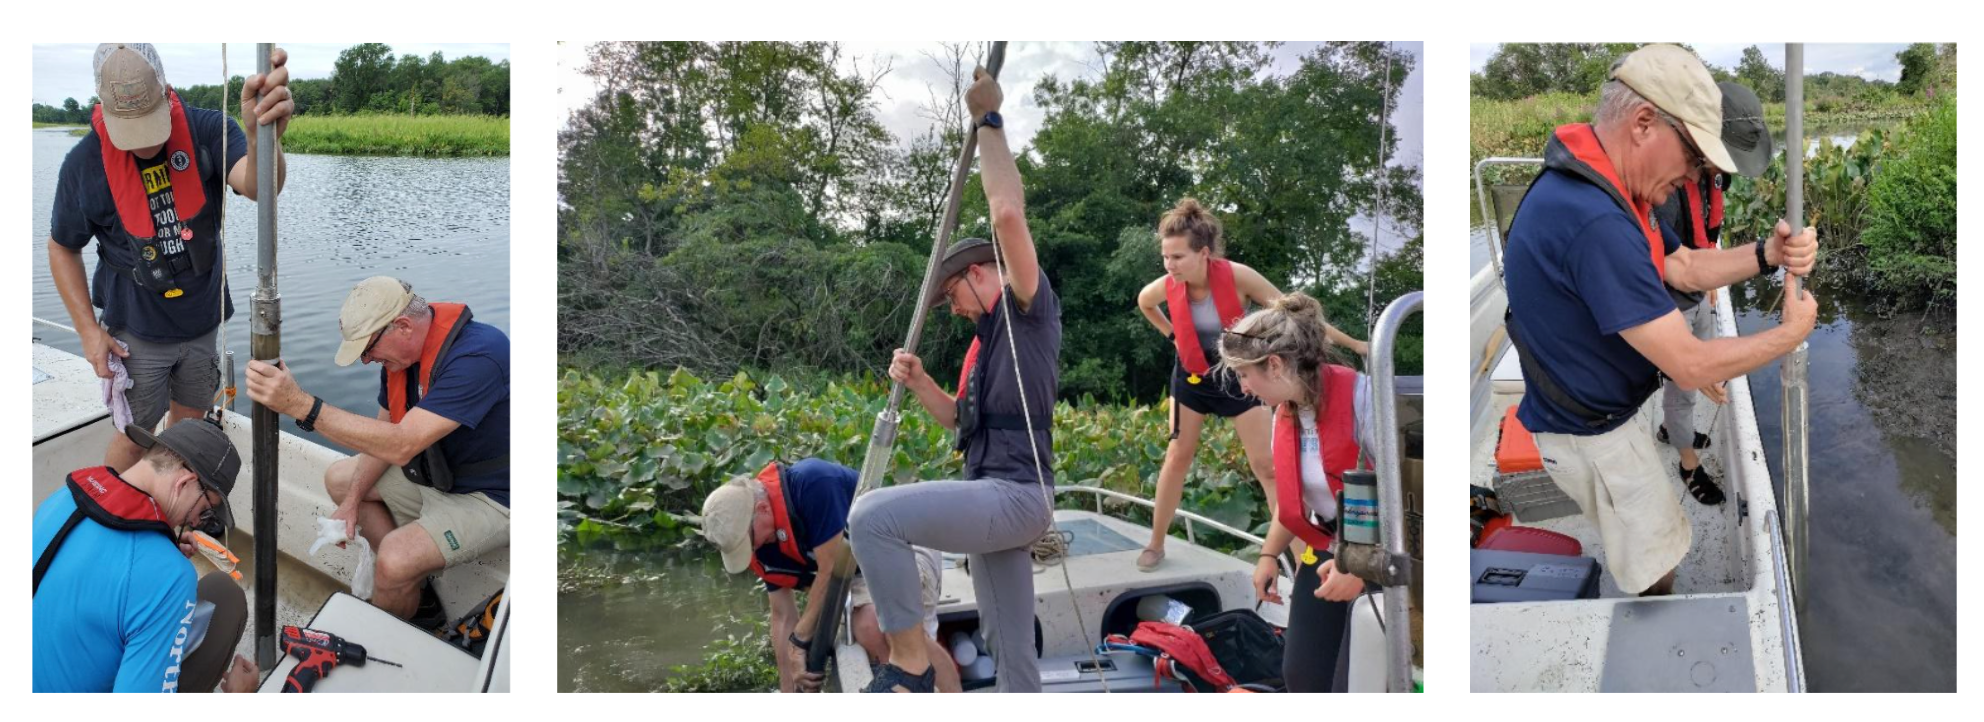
[1755,241,1773,276]
[788,631,811,652]
[975,111,1003,131]
[296,396,324,432]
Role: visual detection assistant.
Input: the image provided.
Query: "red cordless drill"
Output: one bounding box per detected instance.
[280,626,402,692]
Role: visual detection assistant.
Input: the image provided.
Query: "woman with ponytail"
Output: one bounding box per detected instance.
[1217,292,1375,693]
[1132,198,1366,572]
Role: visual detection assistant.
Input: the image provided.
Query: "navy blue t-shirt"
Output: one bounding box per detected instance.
[1505,169,1682,435]
[754,458,857,593]
[51,106,245,344]
[377,319,510,506]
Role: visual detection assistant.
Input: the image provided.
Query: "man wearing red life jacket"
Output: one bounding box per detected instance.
[46,43,292,473]
[701,459,959,693]
[245,277,510,628]
[1650,81,1775,507]
[33,419,259,692]
[1501,45,1817,596]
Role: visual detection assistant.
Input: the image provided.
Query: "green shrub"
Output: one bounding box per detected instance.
[1861,97,1957,305]
[557,367,1266,552]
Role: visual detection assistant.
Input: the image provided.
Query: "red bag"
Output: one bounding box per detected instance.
[1124,621,1239,691]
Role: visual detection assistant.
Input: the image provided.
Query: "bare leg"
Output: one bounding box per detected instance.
[371,525,446,619]
[925,635,961,693]
[107,431,145,473]
[852,605,888,666]
[1146,403,1206,554]
[1231,405,1278,515]
[324,457,397,550]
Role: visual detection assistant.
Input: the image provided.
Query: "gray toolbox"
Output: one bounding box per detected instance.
[1037,650,1182,692]
[1471,548,1603,603]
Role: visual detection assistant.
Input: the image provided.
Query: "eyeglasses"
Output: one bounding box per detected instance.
[358,326,387,363]
[1661,114,1708,175]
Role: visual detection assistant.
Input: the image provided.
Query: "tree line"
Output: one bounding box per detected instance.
[558,41,1422,404]
[32,43,509,124]
[1471,43,1956,110]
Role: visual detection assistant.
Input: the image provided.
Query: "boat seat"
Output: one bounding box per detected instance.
[1478,526,1582,557]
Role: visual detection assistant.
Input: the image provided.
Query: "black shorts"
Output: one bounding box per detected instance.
[1170,353,1262,433]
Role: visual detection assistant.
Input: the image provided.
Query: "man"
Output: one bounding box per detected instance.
[47,43,292,471]
[1651,81,1775,506]
[244,277,509,626]
[1502,44,1817,597]
[848,66,1060,693]
[701,459,960,693]
[33,418,260,693]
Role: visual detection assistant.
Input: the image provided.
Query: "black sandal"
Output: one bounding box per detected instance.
[1657,425,1712,450]
[1679,464,1725,506]
[862,662,937,693]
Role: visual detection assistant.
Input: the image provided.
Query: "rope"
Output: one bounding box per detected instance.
[213,44,232,411]
[1030,529,1071,571]
[1363,44,1393,338]
[982,161,1109,691]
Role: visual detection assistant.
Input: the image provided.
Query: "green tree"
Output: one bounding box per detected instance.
[1735,45,1785,102]
[331,42,395,113]
[1896,43,1938,96]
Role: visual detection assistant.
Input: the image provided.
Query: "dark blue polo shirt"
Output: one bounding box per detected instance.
[50,106,245,344]
[377,319,510,506]
[1506,169,1682,436]
[754,458,856,593]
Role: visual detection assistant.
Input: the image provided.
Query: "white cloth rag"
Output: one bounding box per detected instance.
[101,339,133,432]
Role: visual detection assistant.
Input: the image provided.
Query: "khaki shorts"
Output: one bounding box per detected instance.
[850,546,943,638]
[1533,413,1691,594]
[373,465,510,566]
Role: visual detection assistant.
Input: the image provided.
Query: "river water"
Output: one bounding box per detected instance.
[558,548,765,693]
[30,127,511,453]
[1468,124,1957,690]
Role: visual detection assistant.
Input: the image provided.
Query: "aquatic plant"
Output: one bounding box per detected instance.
[279,113,509,157]
[658,609,778,693]
[558,367,1269,552]
[1860,97,1957,307]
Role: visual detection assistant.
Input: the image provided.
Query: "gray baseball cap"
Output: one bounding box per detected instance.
[1717,81,1774,178]
[126,419,240,528]
[925,237,997,308]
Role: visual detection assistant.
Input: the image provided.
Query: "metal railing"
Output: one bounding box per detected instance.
[1054,485,1267,549]
[1370,290,1423,693]
[1472,157,1543,282]
[1765,509,1807,692]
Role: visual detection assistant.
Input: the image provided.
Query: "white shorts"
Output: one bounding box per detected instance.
[1533,412,1691,594]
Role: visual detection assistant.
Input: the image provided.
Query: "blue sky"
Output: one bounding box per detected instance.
[33,43,511,107]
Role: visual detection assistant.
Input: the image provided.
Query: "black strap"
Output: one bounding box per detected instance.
[981,413,1050,431]
[33,509,90,596]
[1502,308,1654,430]
[452,454,510,479]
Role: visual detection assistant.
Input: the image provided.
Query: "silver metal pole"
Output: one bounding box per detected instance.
[250,42,282,669]
[1781,43,1810,612]
[1370,290,1422,692]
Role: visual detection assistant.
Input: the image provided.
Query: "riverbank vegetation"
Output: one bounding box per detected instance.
[31,43,508,156]
[1472,43,1956,311]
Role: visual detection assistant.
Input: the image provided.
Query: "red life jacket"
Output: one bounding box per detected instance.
[1120,622,1236,692]
[746,462,815,590]
[1273,364,1362,551]
[1166,258,1246,380]
[92,91,215,298]
[1546,124,1666,280]
[1678,174,1726,249]
[386,303,508,492]
[34,467,176,595]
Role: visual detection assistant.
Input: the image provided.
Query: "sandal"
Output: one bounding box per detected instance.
[1658,425,1712,450]
[1136,547,1165,572]
[1679,464,1725,506]
[862,662,937,693]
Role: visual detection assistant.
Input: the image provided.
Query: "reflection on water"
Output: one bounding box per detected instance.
[558,549,766,693]
[1728,277,1956,693]
[30,128,510,453]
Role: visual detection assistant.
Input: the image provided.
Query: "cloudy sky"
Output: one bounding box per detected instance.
[559,41,1424,173]
[1469,43,1917,81]
[32,43,511,107]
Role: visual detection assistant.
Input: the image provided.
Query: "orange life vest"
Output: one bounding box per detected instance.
[92,91,214,297]
[1548,124,1666,280]
[1166,258,1246,380]
[1272,364,1362,552]
[1677,174,1726,249]
[746,462,815,590]
[386,303,505,491]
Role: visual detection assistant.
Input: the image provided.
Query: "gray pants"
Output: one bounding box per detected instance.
[849,477,1051,692]
[111,326,219,428]
[1660,300,1714,451]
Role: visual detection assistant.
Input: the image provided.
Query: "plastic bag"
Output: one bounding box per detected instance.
[309,516,377,600]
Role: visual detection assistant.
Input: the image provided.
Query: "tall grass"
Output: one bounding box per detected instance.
[280,113,509,157]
